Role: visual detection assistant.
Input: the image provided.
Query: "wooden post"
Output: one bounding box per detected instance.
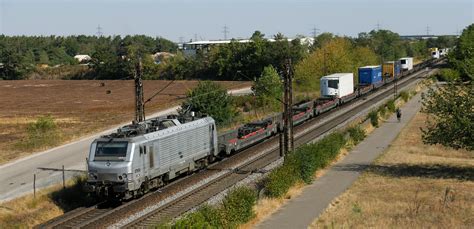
[33,174,36,199]
[62,165,65,189]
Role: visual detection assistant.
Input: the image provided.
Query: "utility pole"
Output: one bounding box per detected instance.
[287,59,294,152]
[134,57,145,123]
[222,25,229,40]
[426,25,431,36]
[282,66,289,157]
[375,21,381,31]
[96,24,103,37]
[394,76,398,99]
[311,26,320,38]
[281,58,294,158]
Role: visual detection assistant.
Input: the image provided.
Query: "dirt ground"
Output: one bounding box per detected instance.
[311,112,474,228]
[0,80,251,164]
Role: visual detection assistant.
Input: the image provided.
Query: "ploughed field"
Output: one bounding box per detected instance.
[0,80,251,164]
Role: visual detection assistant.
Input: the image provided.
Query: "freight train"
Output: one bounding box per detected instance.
[85,57,438,200]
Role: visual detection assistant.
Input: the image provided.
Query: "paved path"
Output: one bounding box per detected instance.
[256,90,424,229]
[0,87,251,202]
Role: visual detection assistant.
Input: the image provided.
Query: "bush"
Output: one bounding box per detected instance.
[181,81,237,125]
[348,125,366,145]
[265,154,301,197]
[378,105,387,117]
[399,91,410,102]
[267,132,347,188]
[172,205,223,228]
[436,68,460,82]
[386,99,396,112]
[221,186,257,226]
[296,145,318,184]
[368,110,379,127]
[232,95,257,111]
[17,115,61,150]
[172,187,256,228]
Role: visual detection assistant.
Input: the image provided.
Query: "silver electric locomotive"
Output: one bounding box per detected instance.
[85,116,218,199]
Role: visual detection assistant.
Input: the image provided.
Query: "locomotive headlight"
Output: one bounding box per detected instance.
[118,173,128,181]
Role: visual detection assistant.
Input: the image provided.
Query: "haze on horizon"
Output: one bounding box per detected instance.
[0,0,472,42]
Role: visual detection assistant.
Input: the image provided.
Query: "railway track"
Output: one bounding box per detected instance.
[37,59,442,229]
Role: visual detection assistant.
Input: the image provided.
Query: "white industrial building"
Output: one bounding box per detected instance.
[180,37,314,56]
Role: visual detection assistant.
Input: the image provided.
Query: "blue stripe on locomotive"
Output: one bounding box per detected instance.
[358,66,382,85]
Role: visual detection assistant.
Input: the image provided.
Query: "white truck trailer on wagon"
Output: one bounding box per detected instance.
[399,57,413,71]
[320,73,354,98]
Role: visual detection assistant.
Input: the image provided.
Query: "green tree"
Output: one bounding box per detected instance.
[181,81,237,125]
[38,50,50,65]
[253,65,283,111]
[313,32,335,49]
[368,29,405,61]
[421,83,474,150]
[451,23,474,81]
[0,46,30,79]
[294,38,355,93]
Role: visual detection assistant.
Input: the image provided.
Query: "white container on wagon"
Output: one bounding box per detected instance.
[399,57,413,71]
[320,73,354,98]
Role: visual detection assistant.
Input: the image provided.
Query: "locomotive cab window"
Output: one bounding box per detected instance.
[328,80,339,89]
[95,141,128,161]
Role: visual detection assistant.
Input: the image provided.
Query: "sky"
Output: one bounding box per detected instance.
[0,0,472,42]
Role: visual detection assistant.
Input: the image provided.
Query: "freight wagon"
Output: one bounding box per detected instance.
[320,73,354,98]
[358,65,383,87]
[399,57,413,71]
[382,61,401,83]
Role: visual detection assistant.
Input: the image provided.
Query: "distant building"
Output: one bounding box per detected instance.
[74,54,92,63]
[151,52,175,64]
[400,34,458,40]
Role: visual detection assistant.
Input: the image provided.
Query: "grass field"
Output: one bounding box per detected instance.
[311,112,474,228]
[0,80,251,164]
[0,176,94,228]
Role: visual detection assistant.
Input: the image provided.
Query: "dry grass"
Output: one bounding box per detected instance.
[0,80,251,165]
[239,182,307,229]
[311,112,474,228]
[0,177,93,228]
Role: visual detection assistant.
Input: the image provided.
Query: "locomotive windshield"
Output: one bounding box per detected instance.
[95,141,128,160]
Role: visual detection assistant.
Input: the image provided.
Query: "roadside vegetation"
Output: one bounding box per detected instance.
[15,115,62,151]
[420,24,474,151]
[0,175,96,228]
[312,112,474,228]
